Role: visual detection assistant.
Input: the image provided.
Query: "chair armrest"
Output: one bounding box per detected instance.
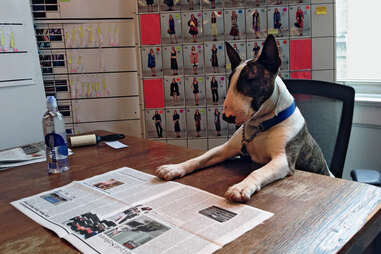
[350,169,381,186]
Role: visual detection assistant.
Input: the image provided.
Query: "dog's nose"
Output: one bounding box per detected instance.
[223,114,236,124]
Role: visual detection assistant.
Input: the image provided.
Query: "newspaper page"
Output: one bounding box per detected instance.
[11,167,273,254]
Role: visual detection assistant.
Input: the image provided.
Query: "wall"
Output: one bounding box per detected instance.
[138,0,336,150]
[343,101,381,179]
[0,0,46,149]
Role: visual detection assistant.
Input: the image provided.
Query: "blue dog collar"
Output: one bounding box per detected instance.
[260,101,296,131]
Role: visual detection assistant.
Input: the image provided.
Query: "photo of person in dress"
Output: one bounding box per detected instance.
[190,46,199,74]
[164,0,174,11]
[211,0,215,9]
[252,9,260,39]
[194,109,201,137]
[168,15,178,43]
[230,11,240,40]
[210,76,219,104]
[210,44,218,73]
[170,78,180,103]
[152,111,163,138]
[147,49,156,76]
[188,0,194,10]
[214,108,221,136]
[146,0,154,11]
[173,110,181,137]
[210,11,217,41]
[253,42,261,60]
[170,47,178,75]
[273,8,281,33]
[192,77,199,105]
[188,14,199,42]
[295,7,304,36]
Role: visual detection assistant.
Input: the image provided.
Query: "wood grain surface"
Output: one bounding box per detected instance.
[0,132,380,254]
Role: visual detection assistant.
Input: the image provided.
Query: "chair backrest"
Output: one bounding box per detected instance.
[283,79,355,178]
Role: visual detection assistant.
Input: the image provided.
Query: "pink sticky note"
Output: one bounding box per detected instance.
[290,39,312,71]
[143,79,164,108]
[140,14,161,45]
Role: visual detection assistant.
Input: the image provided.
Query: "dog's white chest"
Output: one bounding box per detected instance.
[243,109,305,165]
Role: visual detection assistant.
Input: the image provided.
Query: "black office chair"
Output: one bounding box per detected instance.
[283,79,381,185]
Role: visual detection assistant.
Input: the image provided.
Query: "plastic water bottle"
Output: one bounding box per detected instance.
[42,96,70,174]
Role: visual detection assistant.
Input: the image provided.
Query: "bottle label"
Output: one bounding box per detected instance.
[45,133,68,156]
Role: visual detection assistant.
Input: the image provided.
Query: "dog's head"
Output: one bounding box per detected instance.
[223,35,281,125]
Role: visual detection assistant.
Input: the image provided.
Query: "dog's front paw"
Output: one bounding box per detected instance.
[155,164,187,180]
[224,181,259,202]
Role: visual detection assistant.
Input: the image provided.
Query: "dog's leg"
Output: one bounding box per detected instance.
[225,153,291,202]
[155,128,242,180]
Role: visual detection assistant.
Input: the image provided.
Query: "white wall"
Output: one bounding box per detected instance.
[0,0,46,149]
[342,102,381,179]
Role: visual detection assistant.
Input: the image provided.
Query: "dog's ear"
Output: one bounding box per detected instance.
[257,35,281,74]
[225,41,241,71]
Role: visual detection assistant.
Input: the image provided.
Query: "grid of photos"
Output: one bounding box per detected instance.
[139,0,313,149]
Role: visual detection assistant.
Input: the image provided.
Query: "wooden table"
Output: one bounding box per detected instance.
[0,132,380,254]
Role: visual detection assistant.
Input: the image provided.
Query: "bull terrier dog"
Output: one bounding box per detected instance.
[155,35,332,202]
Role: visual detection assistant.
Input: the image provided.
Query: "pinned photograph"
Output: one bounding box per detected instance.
[246,8,267,39]
[183,44,204,75]
[267,6,289,37]
[224,9,245,40]
[207,106,227,137]
[138,0,159,13]
[276,38,289,70]
[186,107,207,138]
[141,47,162,77]
[245,0,265,7]
[182,12,203,43]
[145,109,166,138]
[180,0,201,10]
[247,39,264,61]
[162,46,183,75]
[160,0,180,11]
[289,4,311,37]
[166,108,186,138]
[201,0,223,9]
[164,76,185,106]
[203,10,224,41]
[204,42,225,74]
[184,76,206,106]
[161,13,182,44]
[205,75,226,105]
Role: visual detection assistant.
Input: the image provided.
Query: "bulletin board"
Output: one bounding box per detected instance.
[138,0,316,150]
[30,0,141,137]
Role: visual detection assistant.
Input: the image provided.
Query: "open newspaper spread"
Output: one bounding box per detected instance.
[11,167,273,254]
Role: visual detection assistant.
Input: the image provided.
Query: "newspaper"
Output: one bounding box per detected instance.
[11,167,273,254]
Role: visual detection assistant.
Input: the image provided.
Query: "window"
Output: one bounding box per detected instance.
[336,0,381,94]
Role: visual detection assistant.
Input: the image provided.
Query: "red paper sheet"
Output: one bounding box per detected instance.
[140,14,161,45]
[290,71,312,79]
[143,79,164,108]
[290,39,312,71]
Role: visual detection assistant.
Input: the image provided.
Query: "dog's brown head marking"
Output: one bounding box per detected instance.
[223,35,281,125]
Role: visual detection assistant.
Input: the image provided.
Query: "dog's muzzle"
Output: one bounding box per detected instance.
[223,114,236,124]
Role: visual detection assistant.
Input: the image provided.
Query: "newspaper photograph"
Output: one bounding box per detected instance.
[11,167,273,254]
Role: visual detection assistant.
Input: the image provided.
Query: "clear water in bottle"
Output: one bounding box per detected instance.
[42,96,70,174]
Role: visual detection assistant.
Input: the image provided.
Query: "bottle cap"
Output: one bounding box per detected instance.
[46,96,57,111]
